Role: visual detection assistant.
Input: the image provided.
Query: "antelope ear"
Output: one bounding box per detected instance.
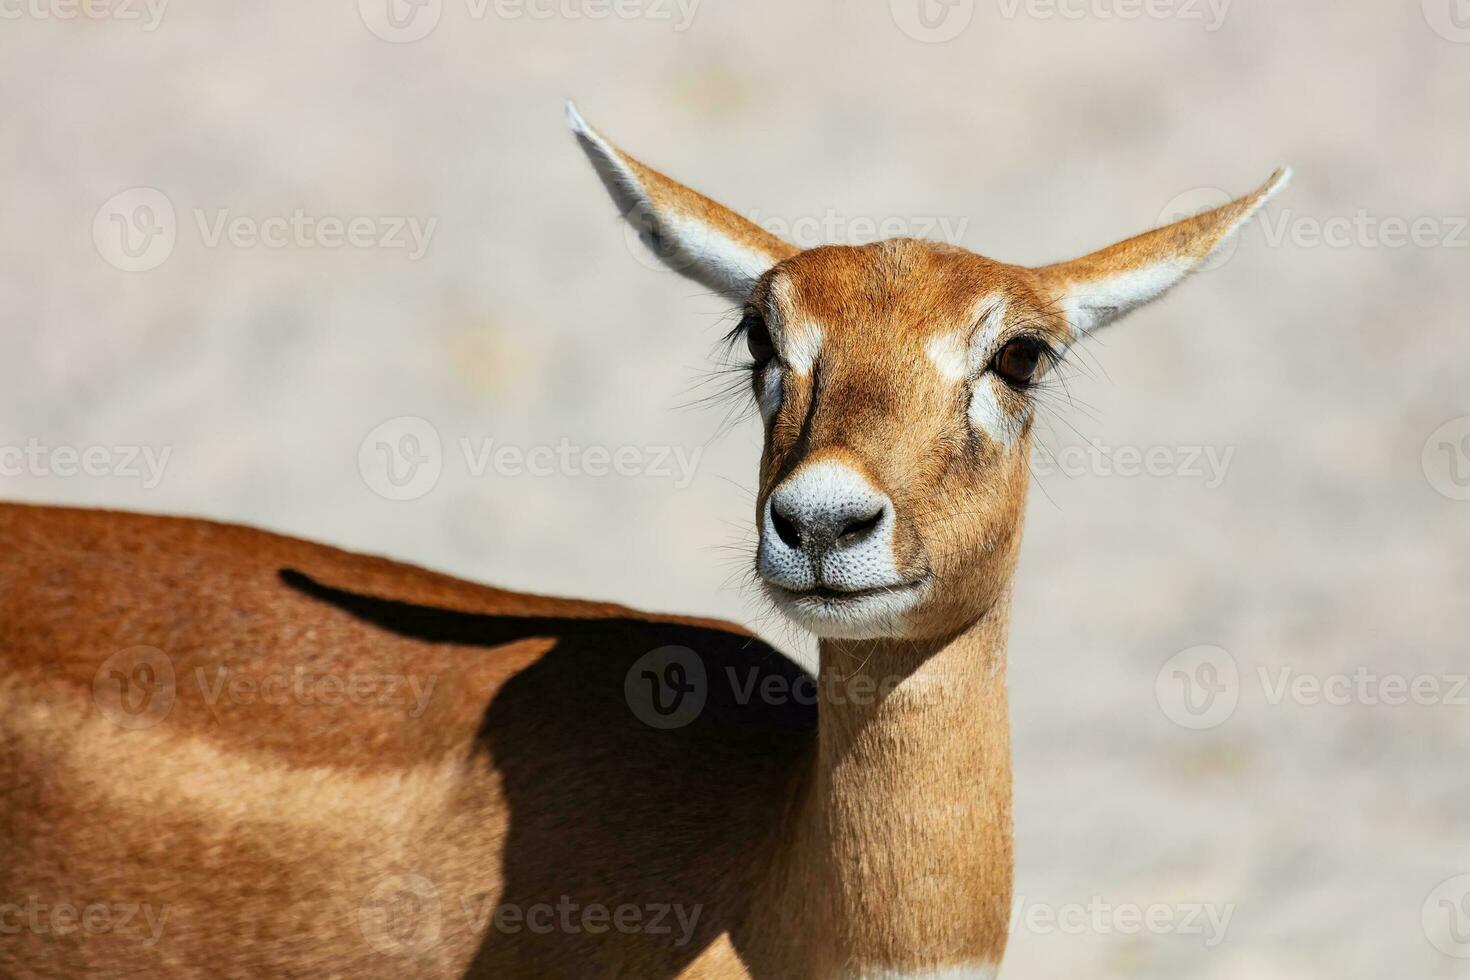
[1035,168,1292,337]
[567,101,797,304]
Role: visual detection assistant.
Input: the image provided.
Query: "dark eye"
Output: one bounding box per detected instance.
[743,312,775,365]
[993,337,1048,387]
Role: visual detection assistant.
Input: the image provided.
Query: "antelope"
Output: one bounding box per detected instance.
[0,103,1287,979]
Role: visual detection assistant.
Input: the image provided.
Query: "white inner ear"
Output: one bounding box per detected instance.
[1061,258,1192,336]
[647,209,782,302]
[1062,167,1291,336]
[567,101,777,303]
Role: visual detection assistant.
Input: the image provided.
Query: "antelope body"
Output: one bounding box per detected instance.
[0,105,1286,978]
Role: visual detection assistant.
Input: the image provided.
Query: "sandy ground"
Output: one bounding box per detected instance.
[3,1,1469,976]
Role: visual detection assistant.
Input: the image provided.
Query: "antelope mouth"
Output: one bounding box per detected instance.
[769,581,926,603]
[762,578,931,639]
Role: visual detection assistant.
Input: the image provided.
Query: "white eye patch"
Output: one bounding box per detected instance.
[782,323,823,377]
[923,298,1028,447]
[757,362,784,422]
[925,332,969,382]
[967,374,1027,448]
[924,298,1009,382]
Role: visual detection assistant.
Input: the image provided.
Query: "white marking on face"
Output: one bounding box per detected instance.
[764,275,823,377]
[970,298,1008,363]
[757,363,784,421]
[925,331,968,382]
[968,375,1024,448]
[926,296,1024,448]
[928,297,1008,382]
[784,322,823,376]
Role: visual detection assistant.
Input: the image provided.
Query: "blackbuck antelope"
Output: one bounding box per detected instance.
[0,104,1287,979]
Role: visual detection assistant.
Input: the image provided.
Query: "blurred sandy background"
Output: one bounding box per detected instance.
[4,1,1469,976]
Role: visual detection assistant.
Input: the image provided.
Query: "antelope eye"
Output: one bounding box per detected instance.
[993,337,1047,387]
[743,312,775,365]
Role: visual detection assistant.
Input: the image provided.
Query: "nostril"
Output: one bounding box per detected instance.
[770,502,803,550]
[836,506,886,546]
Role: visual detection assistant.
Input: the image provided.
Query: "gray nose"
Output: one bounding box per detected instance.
[770,495,884,559]
[767,471,889,564]
[758,460,899,595]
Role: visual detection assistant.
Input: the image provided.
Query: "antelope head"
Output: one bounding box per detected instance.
[570,103,1287,642]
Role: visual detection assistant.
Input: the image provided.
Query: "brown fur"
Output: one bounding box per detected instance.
[0,113,1283,977]
[0,501,1005,978]
[0,504,812,978]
